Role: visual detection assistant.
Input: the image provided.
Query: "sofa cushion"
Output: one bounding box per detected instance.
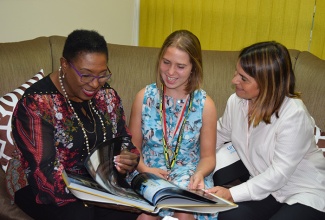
[0,70,44,172]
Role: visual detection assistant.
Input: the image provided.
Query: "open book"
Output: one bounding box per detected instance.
[62,136,237,214]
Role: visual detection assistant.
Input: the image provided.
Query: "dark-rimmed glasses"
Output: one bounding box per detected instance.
[69,62,112,83]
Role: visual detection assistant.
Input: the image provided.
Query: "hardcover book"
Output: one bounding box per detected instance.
[62,136,237,214]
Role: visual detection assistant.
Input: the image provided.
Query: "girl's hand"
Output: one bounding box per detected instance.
[189,171,205,189]
[142,167,169,180]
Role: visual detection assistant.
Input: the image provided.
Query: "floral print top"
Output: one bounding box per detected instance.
[11,75,137,206]
[141,83,213,188]
[139,83,217,219]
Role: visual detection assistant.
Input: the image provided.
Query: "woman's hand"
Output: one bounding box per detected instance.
[205,186,234,202]
[113,150,140,174]
[189,171,205,190]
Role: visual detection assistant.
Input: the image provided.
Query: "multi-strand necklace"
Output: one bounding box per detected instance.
[58,69,107,154]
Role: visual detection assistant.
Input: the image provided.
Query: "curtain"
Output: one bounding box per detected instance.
[139,0,325,60]
[310,0,325,59]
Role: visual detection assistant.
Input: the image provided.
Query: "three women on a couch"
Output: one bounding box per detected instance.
[9,27,325,220]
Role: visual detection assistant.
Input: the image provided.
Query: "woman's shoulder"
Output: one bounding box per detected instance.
[145,83,158,90]
[282,97,307,111]
[144,83,159,97]
[22,75,57,98]
[281,97,310,116]
[276,97,315,130]
[100,83,121,98]
[194,88,206,96]
[192,89,208,103]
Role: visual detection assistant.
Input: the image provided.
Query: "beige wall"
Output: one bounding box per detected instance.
[0,0,139,45]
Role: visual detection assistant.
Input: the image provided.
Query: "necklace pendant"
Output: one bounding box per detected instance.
[167,148,174,161]
[167,148,174,168]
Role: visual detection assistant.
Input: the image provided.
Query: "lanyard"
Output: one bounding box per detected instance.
[163,94,188,146]
[159,86,193,170]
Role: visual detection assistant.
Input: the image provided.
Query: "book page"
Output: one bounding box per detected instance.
[131,172,176,204]
[131,173,220,205]
[84,136,141,200]
[62,170,157,212]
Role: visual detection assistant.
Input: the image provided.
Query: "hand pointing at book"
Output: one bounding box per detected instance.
[189,171,205,190]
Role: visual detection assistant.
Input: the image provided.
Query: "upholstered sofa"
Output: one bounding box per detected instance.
[1,36,324,219]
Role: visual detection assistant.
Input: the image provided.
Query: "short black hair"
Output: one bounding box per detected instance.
[62,29,108,62]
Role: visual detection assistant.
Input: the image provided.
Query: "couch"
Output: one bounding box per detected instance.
[0,36,324,219]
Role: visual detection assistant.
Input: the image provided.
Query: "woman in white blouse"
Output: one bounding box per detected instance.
[207,41,325,220]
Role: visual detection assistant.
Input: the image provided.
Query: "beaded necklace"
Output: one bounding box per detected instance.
[58,68,107,154]
[75,101,96,134]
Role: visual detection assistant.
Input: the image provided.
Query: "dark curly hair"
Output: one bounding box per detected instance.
[62,29,108,63]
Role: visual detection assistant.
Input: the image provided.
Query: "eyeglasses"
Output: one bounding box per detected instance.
[69,62,112,83]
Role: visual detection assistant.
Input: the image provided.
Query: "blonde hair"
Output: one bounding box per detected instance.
[156,30,203,94]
